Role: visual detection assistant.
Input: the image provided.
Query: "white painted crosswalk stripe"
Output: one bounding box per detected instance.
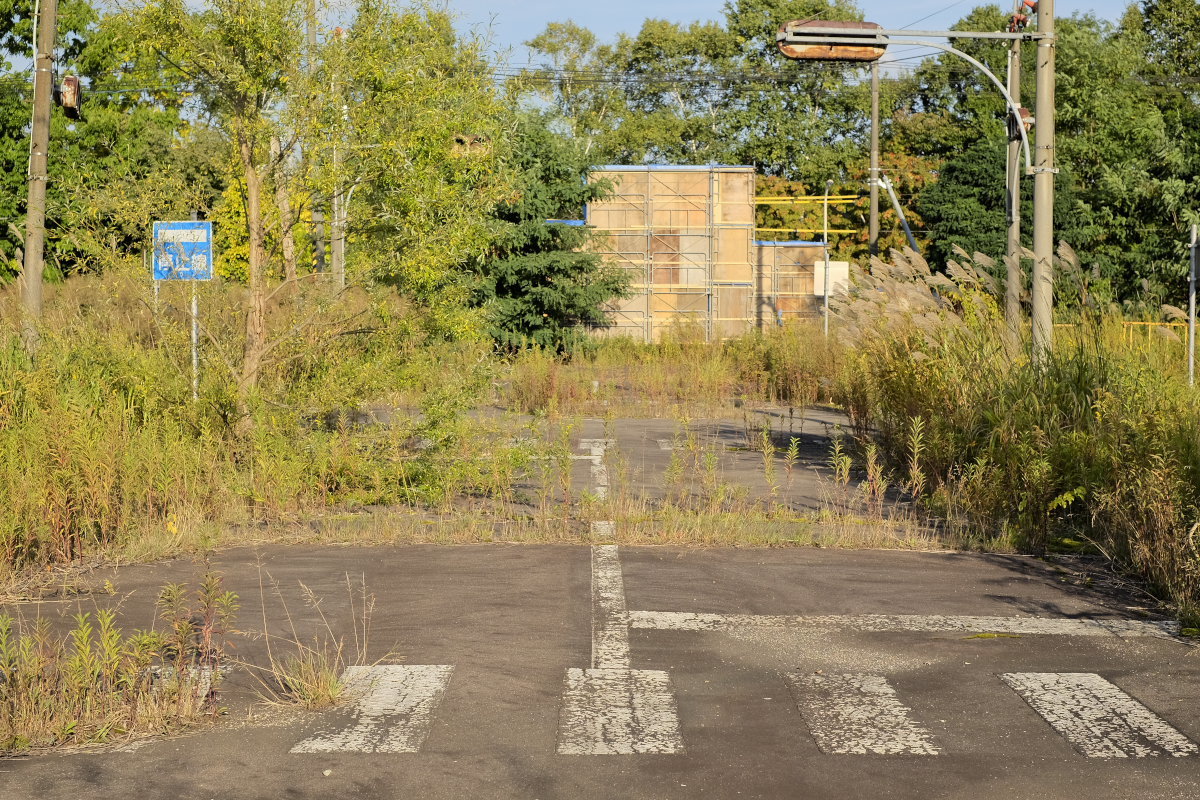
[290,665,454,754]
[629,610,1179,638]
[558,667,684,755]
[786,673,940,755]
[1001,672,1198,758]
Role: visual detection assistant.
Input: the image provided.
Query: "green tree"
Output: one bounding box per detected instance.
[0,0,221,279]
[470,112,627,350]
[517,0,869,185]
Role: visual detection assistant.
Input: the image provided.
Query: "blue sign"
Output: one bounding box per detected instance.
[152,221,213,280]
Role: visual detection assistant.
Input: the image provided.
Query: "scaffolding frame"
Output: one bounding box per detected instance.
[589,165,843,342]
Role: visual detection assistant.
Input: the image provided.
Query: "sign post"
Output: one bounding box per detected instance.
[152,220,213,401]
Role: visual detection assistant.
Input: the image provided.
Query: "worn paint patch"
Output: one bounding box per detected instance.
[590,521,615,538]
[629,611,1179,639]
[557,668,684,755]
[590,464,609,499]
[592,545,630,669]
[1001,672,1198,758]
[785,672,939,755]
[290,665,454,754]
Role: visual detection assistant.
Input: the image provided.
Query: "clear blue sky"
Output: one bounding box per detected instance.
[449,0,1138,62]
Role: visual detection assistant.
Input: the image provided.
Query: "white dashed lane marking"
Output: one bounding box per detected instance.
[628,611,1179,639]
[290,665,454,753]
[580,438,613,500]
[1001,672,1198,758]
[786,673,940,756]
[557,438,684,755]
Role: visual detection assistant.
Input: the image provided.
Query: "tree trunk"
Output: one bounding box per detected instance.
[238,128,268,423]
[270,136,298,284]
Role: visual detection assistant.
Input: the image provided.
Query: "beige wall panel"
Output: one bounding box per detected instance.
[715,227,753,282]
[651,292,707,314]
[718,172,754,223]
[715,286,752,338]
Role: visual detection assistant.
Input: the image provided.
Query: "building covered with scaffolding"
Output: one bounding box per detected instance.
[586,165,849,341]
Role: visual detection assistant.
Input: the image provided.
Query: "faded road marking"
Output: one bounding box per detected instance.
[558,668,684,755]
[290,665,454,754]
[590,521,615,538]
[592,545,630,668]
[629,611,1180,639]
[786,673,939,755]
[1001,672,1198,758]
[581,438,611,499]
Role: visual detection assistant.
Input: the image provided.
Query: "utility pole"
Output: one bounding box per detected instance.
[868,60,880,258]
[1031,0,1055,360]
[330,26,347,288]
[20,0,57,354]
[1004,32,1022,352]
[307,0,326,273]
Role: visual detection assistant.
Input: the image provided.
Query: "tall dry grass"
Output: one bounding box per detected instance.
[505,320,840,416]
[833,246,1200,623]
[0,270,530,577]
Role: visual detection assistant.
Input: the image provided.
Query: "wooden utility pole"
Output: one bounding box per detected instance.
[1031,0,1055,360]
[1004,35,1022,352]
[20,0,57,353]
[868,60,880,258]
[307,0,326,273]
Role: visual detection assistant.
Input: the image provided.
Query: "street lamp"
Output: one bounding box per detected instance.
[777,17,1054,357]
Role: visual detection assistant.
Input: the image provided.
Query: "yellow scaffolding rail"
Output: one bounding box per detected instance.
[755,195,861,204]
[755,227,856,235]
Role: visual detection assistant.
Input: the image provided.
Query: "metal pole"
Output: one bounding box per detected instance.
[869,61,880,258]
[1005,35,1023,353]
[823,179,832,337]
[190,211,199,401]
[191,282,199,401]
[881,176,919,252]
[1031,0,1056,361]
[1190,223,1197,387]
[20,0,57,354]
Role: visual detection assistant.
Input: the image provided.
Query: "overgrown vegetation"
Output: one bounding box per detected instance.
[0,269,530,578]
[505,320,840,416]
[0,574,236,754]
[832,247,1200,623]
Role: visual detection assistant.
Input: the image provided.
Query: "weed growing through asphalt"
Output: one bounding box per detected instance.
[249,571,379,710]
[0,573,237,754]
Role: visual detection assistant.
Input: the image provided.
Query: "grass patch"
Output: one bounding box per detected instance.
[248,572,379,710]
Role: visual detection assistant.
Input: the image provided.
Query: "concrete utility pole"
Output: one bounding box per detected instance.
[20,0,57,353]
[1004,34,1022,352]
[869,60,880,258]
[1031,0,1056,360]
